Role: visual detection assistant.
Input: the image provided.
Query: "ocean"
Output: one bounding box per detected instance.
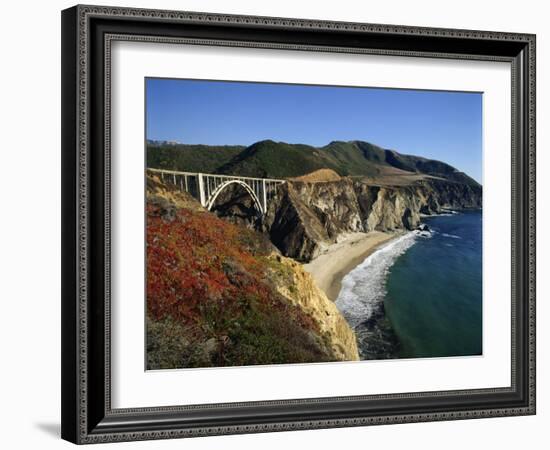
[335,210,482,360]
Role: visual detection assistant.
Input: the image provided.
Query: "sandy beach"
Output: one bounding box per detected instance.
[303,231,400,302]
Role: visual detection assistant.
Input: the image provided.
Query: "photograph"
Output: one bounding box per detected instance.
[145,78,483,370]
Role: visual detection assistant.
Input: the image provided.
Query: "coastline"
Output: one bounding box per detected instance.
[303,231,401,302]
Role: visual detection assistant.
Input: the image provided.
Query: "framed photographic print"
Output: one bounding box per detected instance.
[61,5,536,444]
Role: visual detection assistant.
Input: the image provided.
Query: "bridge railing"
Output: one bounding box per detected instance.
[147,168,285,183]
[147,168,286,214]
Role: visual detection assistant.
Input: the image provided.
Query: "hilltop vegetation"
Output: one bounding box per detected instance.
[147,143,244,173]
[147,139,480,188]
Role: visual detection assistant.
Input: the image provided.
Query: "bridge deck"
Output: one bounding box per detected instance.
[147,168,286,183]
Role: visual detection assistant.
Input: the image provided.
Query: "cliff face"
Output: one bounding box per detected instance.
[262,180,363,261]
[262,178,481,261]
[268,254,359,361]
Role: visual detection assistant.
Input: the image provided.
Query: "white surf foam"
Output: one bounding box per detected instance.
[441,233,462,239]
[440,209,460,215]
[413,229,433,238]
[335,232,417,328]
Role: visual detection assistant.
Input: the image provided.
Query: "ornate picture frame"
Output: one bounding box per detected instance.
[61,5,536,444]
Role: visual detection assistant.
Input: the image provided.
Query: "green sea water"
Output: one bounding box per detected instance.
[336,210,482,360]
[386,211,482,358]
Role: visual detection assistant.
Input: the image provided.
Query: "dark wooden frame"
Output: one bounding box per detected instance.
[61,4,536,444]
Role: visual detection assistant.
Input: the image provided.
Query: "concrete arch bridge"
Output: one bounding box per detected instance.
[148,168,285,215]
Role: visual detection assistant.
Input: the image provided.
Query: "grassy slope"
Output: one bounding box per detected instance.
[217,140,323,178]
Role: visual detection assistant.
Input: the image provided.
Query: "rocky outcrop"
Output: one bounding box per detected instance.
[262,180,363,261]
[262,178,481,261]
[355,183,422,232]
[267,254,359,361]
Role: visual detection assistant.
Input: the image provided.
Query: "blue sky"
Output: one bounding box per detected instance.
[146,78,482,182]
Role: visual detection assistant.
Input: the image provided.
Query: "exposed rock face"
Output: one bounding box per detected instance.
[420,178,482,210]
[262,178,481,261]
[355,183,422,232]
[290,180,364,237]
[264,186,325,261]
[262,180,363,261]
[268,254,359,361]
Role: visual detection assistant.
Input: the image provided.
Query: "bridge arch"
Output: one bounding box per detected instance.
[147,169,285,217]
[205,179,265,215]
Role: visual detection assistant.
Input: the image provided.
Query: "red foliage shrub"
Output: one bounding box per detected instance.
[147,203,275,322]
[146,201,332,368]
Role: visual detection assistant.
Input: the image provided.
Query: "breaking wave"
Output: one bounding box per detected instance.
[335,232,417,328]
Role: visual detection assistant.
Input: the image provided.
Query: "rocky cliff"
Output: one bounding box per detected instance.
[267,254,359,361]
[262,178,481,261]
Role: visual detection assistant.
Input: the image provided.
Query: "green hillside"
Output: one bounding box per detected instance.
[147,140,480,187]
[147,143,244,173]
[218,140,327,178]
[379,148,480,186]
